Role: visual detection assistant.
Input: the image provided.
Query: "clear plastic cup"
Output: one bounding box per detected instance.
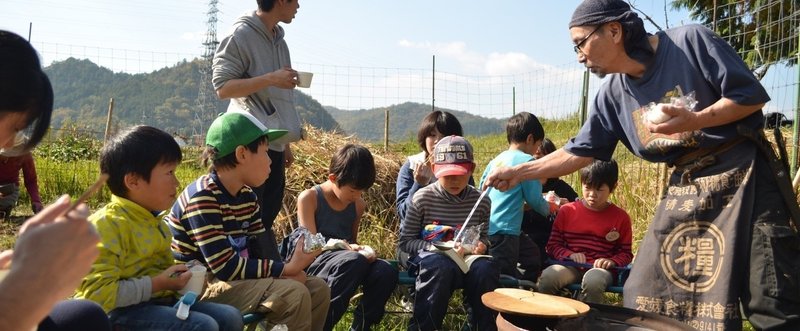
[459,225,481,253]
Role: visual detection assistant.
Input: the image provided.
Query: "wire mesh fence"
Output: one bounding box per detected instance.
[296,62,592,120]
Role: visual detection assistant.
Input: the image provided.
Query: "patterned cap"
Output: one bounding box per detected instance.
[432,135,474,178]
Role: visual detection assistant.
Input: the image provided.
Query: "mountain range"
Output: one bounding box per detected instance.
[43,57,505,141]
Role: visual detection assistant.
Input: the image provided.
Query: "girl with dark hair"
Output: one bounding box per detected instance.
[395,111,464,221]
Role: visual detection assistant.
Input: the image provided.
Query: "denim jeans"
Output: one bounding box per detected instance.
[108,300,243,331]
[38,299,110,331]
[408,252,499,331]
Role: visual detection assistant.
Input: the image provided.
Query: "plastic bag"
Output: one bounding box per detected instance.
[644,87,698,125]
[459,224,482,253]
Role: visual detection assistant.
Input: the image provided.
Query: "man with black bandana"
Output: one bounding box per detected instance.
[483,0,800,329]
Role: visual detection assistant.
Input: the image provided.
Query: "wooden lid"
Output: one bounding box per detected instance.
[481,288,590,318]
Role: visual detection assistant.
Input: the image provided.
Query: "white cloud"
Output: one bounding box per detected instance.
[396,39,416,48]
[485,52,550,76]
[397,39,485,73]
[397,39,559,77]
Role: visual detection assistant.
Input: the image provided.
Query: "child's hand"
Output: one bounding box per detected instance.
[412,161,432,184]
[472,241,487,255]
[568,253,586,264]
[548,201,560,214]
[454,241,487,257]
[284,237,319,276]
[593,258,616,270]
[350,244,377,263]
[452,243,468,259]
[152,264,191,292]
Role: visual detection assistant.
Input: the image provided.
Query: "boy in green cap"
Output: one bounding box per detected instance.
[166,111,330,331]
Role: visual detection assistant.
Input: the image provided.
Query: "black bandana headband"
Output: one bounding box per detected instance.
[569,0,633,28]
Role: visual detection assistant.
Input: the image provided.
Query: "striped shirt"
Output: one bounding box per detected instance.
[399,181,491,256]
[165,172,283,281]
[545,200,633,267]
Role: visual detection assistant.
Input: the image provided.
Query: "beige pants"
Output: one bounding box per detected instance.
[536,265,612,304]
[202,276,330,331]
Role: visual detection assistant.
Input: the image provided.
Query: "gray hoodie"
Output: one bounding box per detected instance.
[212,11,301,152]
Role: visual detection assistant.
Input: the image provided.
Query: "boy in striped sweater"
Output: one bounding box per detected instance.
[398,135,500,331]
[165,112,330,331]
[537,159,633,304]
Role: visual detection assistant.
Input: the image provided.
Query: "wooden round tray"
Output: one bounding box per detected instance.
[481,288,590,318]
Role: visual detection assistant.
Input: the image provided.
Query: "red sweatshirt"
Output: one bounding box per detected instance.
[545,200,633,267]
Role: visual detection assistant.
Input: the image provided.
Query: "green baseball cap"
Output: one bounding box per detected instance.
[206,112,288,159]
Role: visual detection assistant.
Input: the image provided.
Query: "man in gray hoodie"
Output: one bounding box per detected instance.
[211,1,329,330]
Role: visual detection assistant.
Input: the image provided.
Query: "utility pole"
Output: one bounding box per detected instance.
[195,0,220,140]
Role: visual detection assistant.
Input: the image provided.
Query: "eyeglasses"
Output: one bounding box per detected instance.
[573,25,603,54]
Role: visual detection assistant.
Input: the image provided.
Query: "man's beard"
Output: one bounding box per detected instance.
[587,66,606,79]
[591,70,606,79]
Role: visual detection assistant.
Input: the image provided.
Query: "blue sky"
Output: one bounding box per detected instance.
[1,1,794,118]
[0,1,689,73]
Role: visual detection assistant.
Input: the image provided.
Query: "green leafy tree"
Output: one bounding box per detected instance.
[670,0,798,79]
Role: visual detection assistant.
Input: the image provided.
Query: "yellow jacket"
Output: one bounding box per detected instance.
[75,195,176,312]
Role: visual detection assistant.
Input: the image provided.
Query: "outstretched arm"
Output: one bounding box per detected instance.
[484,149,592,191]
